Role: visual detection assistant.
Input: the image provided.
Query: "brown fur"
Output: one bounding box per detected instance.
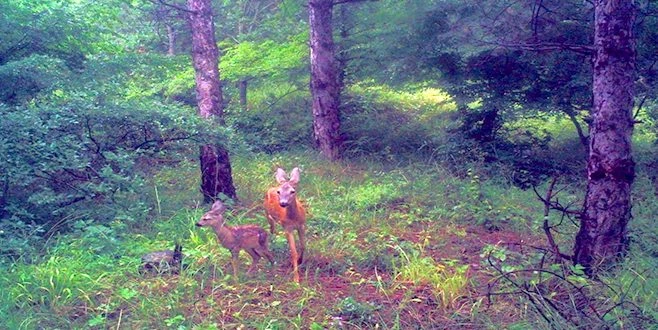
[197,201,274,279]
[264,167,307,283]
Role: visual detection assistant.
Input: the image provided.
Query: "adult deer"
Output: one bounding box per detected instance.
[264,167,306,282]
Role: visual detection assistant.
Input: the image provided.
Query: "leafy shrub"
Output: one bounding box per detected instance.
[0,97,225,261]
[448,107,579,189]
[0,55,71,105]
[228,92,313,153]
[341,82,457,160]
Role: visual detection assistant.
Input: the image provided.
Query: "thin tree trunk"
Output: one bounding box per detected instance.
[238,79,248,109]
[0,175,8,219]
[573,0,636,274]
[564,107,589,150]
[187,0,237,202]
[309,0,342,160]
[166,23,176,56]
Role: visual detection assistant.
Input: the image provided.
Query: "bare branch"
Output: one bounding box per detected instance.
[150,0,196,14]
[488,41,595,55]
[333,0,377,5]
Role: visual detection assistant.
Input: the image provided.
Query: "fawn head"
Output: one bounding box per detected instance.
[196,200,227,227]
[274,167,300,207]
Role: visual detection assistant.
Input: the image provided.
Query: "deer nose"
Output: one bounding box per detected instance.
[195,223,202,227]
[279,202,288,207]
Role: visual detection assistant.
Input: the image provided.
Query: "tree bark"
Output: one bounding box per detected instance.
[187,0,237,202]
[238,79,248,109]
[573,0,636,274]
[199,145,236,203]
[309,0,342,160]
[166,23,176,56]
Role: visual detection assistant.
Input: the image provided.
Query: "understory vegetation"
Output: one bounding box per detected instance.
[2,0,658,328]
[2,81,657,328]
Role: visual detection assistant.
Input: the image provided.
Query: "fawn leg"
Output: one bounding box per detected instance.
[285,230,300,283]
[261,246,275,266]
[245,248,261,272]
[230,250,240,280]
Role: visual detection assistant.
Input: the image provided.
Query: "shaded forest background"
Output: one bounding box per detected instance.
[1,0,657,328]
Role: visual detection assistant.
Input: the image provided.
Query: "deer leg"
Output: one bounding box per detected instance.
[261,246,275,266]
[285,230,300,283]
[297,225,306,265]
[230,250,240,280]
[267,215,276,234]
[245,248,261,272]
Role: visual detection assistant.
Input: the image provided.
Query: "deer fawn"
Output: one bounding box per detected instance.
[196,200,274,279]
[264,167,306,283]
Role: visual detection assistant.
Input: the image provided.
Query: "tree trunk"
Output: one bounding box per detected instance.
[187,0,237,202]
[564,107,589,150]
[573,0,636,274]
[166,23,176,56]
[238,79,248,109]
[309,0,342,160]
[199,145,236,203]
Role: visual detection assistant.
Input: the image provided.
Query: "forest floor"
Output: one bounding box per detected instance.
[135,221,540,329]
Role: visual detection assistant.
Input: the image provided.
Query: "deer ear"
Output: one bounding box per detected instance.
[275,168,288,183]
[211,200,226,213]
[289,167,300,185]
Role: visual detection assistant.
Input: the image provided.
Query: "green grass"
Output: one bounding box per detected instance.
[1,149,657,329]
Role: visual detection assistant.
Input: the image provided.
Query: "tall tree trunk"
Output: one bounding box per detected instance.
[238,79,248,109]
[166,23,176,56]
[309,0,342,160]
[573,0,636,274]
[187,0,237,202]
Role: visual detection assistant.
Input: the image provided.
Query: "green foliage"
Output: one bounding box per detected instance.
[342,82,458,160]
[392,242,469,309]
[228,88,312,153]
[334,296,381,327]
[1,0,133,65]
[481,238,658,329]
[0,95,225,258]
[0,55,71,105]
[1,152,656,328]
[1,0,657,328]
[220,32,308,82]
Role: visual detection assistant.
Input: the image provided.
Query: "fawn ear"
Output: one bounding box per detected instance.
[289,167,300,185]
[211,200,226,213]
[275,168,288,183]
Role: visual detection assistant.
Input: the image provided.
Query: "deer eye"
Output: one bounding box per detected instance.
[276,190,281,194]
[291,190,295,194]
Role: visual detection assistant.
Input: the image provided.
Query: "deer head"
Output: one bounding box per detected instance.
[196,200,227,227]
[274,167,300,207]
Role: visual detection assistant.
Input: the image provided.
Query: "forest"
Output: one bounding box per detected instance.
[1,0,657,328]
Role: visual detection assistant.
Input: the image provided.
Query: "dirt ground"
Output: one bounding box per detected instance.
[186,222,540,329]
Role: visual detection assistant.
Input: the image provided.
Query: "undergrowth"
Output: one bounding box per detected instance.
[1,151,656,329]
